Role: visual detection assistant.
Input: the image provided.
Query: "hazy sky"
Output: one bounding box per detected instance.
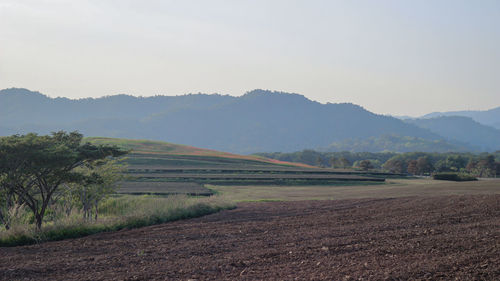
[1,0,499,116]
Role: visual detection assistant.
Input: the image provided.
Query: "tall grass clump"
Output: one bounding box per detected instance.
[0,195,234,247]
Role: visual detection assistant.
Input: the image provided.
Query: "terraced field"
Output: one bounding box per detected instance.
[122,169,386,195]
[117,182,211,196]
[87,138,392,195]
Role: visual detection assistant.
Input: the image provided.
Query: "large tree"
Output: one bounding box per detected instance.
[0,131,127,229]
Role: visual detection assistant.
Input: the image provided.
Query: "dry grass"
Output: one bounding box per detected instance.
[0,195,234,247]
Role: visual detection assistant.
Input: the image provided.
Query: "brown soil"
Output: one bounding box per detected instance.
[1,195,499,280]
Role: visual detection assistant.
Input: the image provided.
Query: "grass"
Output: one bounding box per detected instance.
[209,178,500,202]
[0,195,234,247]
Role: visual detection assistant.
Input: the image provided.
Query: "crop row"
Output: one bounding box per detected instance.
[129,173,384,181]
[126,167,401,177]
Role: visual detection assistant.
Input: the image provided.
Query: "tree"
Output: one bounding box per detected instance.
[467,155,496,177]
[407,160,418,175]
[0,131,127,230]
[466,159,478,173]
[358,160,374,171]
[383,158,406,174]
[68,159,126,221]
[435,155,467,173]
[416,156,434,175]
[476,155,496,177]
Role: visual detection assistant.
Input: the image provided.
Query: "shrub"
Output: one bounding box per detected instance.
[432,172,477,182]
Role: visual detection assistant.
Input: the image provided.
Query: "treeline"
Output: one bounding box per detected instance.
[256,150,500,177]
[325,135,471,153]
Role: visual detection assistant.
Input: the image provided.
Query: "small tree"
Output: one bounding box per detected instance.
[0,131,127,230]
[69,159,126,221]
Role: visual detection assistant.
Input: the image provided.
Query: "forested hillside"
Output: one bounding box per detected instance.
[1,88,498,153]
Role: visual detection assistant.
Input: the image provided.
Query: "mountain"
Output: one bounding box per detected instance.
[0,88,481,153]
[406,116,500,151]
[0,88,235,129]
[422,107,500,130]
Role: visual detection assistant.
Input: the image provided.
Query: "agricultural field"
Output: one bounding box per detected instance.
[2,195,499,280]
[4,138,499,280]
[211,178,500,202]
[86,138,391,196]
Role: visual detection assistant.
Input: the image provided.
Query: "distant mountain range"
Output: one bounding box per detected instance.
[1,88,499,153]
[422,108,500,130]
[405,116,500,152]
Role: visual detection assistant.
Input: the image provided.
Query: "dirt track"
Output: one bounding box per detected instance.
[1,195,499,280]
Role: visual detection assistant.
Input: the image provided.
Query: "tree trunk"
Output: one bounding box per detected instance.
[94,200,98,221]
[35,214,43,230]
[35,200,49,230]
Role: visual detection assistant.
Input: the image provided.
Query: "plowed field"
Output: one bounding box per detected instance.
[1,195,499,280]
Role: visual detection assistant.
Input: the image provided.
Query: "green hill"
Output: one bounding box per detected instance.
[86,137,314,169]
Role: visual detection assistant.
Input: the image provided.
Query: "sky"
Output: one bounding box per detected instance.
[1,0,499,116]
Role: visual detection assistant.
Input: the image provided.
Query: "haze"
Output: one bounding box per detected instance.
[1,0,499,116]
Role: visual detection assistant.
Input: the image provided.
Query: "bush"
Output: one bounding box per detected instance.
[432,172,477,182]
